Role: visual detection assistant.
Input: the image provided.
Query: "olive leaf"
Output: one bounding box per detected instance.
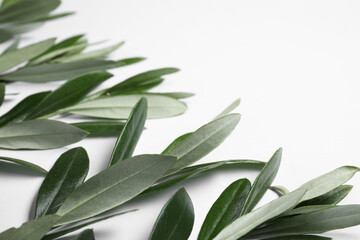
[214,98,241,120]
[198,179,251,240]
[149,188,194,240]
[0,91,50,127]
[25,71,113,119]
[0,215,60,240]
[71,121,125,137]
[108,97,147,166]
[240,148,282,215]
[56,154,176,225]
[0,119,88,149]
[35,147,89,218]
[2,36,20,55]
[0,156,47,174]
[63,94,187,119]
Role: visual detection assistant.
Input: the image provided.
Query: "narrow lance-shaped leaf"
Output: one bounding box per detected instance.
[35,147,89,218]
[281,205,335,217]
[0,91,50,127]
[0,38,55,73]
[2,36,20,55]
[214,98,241,120]
[0,156,47,174]
[296,166,359,202]
[166,114,241,175]
[41,35,84,53]
[246,205,360,239]
[56,154,176,225]
[149,188,194,240]
[144,160,265,195]
[297,185,353,207]
[0,83,5,107]
[0,215,60,240]
[0,0,60,24]
[63,94,187,120]
[25,71,113,119]
[54,41,124,63]
[1,58,144,82]
[0,119,88,150]
[198,179,251,240]
[212,190,306,240]
[240,148,282,215]
[109,98,147,166]
[162,132,193,155]
[103,68,179,96]
[71,121,125,137]
[42,210,137,240]
[72,229,95,240]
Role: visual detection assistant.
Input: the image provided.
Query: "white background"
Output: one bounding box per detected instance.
[1,0,360,239]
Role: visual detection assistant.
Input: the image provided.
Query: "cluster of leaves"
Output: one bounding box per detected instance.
[0,34,194,153]
[150,149,360,240]
[0,97,263,239]
[0,0,72,43]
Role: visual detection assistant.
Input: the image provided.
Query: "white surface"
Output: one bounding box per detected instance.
[1,0,360,239]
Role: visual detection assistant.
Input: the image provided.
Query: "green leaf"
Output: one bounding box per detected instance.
[34,12,74,22]
[263,236,331,240]
[56,154,176,225]
[144,160,265,195]
[73,229,95,240]
[1,0,24,8]
[149,188,194,240]
[198,179,251,240]
[212,190,305,240]
[240,148,282,215]
[35,147,89,218]
[0,91,50,127]
[0,0,60,24]
[63,94,187,119]
[0,119,88,150]
[144,92,195,99]
[0,38,55,73]
[0,156,47,174]
[0,215,60,240]
[71,121,125,137]
[42,210,136,240]
[297,185,353,207]
[0,83,5,107]
[270,185,290,197]
[25,71,113,119]
[2,36,20,55]
[282,205,335,217]
[44,35,85,53]
[103,68,179,96]
[1,58,144,82]
[296,166,359,202]
[54,41,124,63]
[2,21,43,35]
[0,29,13,43]
[165,114,241,175]
[109,98,147,166]
[246,205,360,239]
[162,133,193,155]
[214,98,240,119]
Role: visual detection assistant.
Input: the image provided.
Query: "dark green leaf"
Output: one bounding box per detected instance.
[103,68,179,96]
[73,229,94,240]
[0,83,5,107]
[198,179,251,240]
[35,147,89,218]
[240,148,282,215]
[56,154,176,225]
[108,98,147,166]
[63,94,187,119]
[0,29,13,43]
[246,205,360,239]
[0,119,88,150]
[0,215,60,240]
[34,12,74,22]
[1,0,24,8]
[165,114,241,175]
[44,35,84,53]
[42,210,136,240]
[1,58,144,82]
[71,121,125,137]
[212,190,306,240]
[149,188,194,240]
[25,71,113,119]
[0,156,47,173]
[144,160,264,195]
[297,185,353,207]
[0,0,60,24]
[0,38,55,73]
[0,91,50,127]
[282,205,335,217]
